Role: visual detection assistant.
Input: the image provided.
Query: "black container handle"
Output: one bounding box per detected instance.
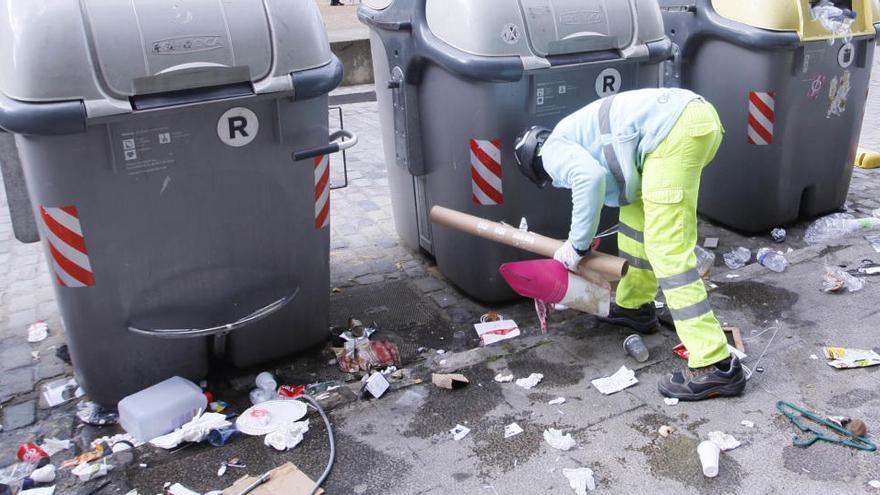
[292,129,358,161]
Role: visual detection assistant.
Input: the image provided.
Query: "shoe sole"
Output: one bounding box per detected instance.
[598,315,659,335]
[657,374,747,401]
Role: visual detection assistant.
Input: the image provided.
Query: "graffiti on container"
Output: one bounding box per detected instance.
[806,74,827,99]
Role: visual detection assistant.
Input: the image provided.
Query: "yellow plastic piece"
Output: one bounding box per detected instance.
[711,0,878,41]
[855,147,880,169]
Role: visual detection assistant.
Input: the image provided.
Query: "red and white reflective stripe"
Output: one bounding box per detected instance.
[314,155,330,229]
[747,91,775,146]
[470,139,503,205]
[39,206,95,288]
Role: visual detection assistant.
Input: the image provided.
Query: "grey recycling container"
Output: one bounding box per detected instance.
[0,131,38,242]
[0,0,351,407]
[660,0,879,233]
[359,0,672,303]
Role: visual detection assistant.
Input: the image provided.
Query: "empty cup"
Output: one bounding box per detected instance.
[623,334,650,363]
[698,440,720,478]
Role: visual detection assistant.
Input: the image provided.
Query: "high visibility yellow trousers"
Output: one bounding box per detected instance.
[615,100,730,368]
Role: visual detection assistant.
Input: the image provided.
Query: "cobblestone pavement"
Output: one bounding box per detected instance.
[2,55,880,491]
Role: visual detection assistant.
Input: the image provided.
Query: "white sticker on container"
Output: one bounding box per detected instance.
[217,107,258,147]
[595,68,622,97]
[838,42,854,69]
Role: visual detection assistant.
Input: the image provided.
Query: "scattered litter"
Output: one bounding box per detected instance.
[658,425,675,438]
[332,319,400,373]
[27,321,49,343]
[756,366,765,373]
[623,334,649,363]
[76,401,118,426]
[866,235,880,253]
[432,373,469,390]
[562,468,596,494]
[164,483,199,495]
[723,247,751,270]
[548,397,566,406]
[771,228,787,243]
[207,425,239,448]
[708,431,741,451]
[848,419,868,437]
[216,457,246,477]
[703,237,719,249]
[653,300,666,309]
[91,433,139,453]
[437,350,446,355]
[778,401,876,451]
[39,438,71,457]
[278,385,304,399]
[363,372,390,399]
[71,460,111,482]
[223,462,320,495]
[741,420,755,428]
[451,424,471,441]
[848,259,880,276]
[42,378,83,407]
[150,411,230,450]
[237,400,307,436]
[31,351,39,361]
[869,480,880,489]
[698,441,720,478]
[756,247,788,272]
[494,373,513,383]
[474,319,521,346]
[822,265,865,293]
[664,398,679,406]
[805,213,880,244]
[543,428,576,451]
[209,400,228,413]
[17,443,48,464]
[694,245,716,277]
[725,273,741,279]
[29,464,55,484]
[810,354,819,360]
[823,347,880,369]
[591,366,638,395]
[515,373,544,390]
[264,420,309,451]
[504,423,524,439]
[20,487,55,495]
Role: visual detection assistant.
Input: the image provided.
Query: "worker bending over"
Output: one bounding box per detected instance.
[514,88,745,401]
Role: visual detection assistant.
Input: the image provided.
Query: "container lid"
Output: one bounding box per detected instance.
[425,0,661,59]
[711,0,878,41]
[0,0,334,114]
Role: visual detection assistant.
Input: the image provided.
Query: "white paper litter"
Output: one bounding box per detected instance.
[543,428,576,451]
[27,321,48,343]
[42,378,84,407]
[71,461,111,482]
[809,354,819,360]
[515,373,544,390]
[264,419,309,451]
[39,437,71,456]
[563,468,596,494]
[494,374,514,383]
[548,397,566,406]
[30,464,56,483]
[658,425,675,438]
[451,424,471,441]
[504,422,524,438]
[869,480,880,489]
[708,431,741,451]
[741,420,755,428]
[591,366,638,395]
[165,483,200,495]
[150,412,230,449]
[474,319,521,346]
[20,487,55,495]
[364,372,390,399]
[664,398,679,406]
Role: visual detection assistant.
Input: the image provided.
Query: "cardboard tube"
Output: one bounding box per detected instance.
[429,206,627,281]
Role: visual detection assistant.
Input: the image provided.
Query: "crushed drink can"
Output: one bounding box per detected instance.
[771,228,786,243]
[17,442,48,464]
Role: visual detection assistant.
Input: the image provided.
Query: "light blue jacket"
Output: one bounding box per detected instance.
[540,88,701,251]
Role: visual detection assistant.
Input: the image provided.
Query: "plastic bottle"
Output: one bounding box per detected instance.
[756,248,788,273]
[694,245,715,277]
[255,372,277,392]
[804,213,880,243]
[723,247,751,270]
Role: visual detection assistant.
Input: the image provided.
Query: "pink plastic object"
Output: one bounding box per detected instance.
[499,259,568,303]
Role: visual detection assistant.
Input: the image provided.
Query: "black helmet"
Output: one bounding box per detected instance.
[514,126,552,188]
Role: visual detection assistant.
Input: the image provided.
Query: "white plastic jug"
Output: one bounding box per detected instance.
[118,376,207,442]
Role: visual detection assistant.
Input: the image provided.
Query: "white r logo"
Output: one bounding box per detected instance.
[217,107,259,147]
